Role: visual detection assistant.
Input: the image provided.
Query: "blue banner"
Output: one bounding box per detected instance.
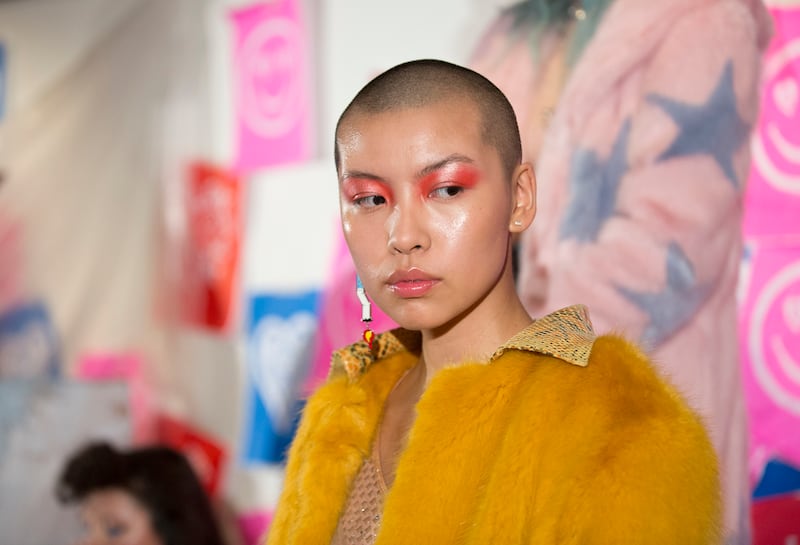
[242,290,319,463]
[753,458,800,499]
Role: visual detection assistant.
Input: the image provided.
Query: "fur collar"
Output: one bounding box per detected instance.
[330,305,597,381]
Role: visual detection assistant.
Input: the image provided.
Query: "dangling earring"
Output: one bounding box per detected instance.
[356,275,375,349]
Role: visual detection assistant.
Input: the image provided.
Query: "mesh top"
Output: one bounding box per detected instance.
[330,442,387,545]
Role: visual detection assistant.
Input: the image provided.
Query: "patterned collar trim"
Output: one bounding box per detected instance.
[331,305,596,380]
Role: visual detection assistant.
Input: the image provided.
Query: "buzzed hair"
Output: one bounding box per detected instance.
[334,59,522,178]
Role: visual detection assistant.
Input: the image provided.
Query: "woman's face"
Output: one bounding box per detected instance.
[336,98,518,332]
[75,489,163,545]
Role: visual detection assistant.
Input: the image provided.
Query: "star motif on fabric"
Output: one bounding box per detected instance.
[617,242,711,346]
[647,60,749,188]
[559,119,631,243]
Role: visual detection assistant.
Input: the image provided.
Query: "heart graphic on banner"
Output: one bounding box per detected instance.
[249,312,316,433]
[748,259,800,417]
[240,17,303,138]
[773,77,799,119]
[783,295,800,334]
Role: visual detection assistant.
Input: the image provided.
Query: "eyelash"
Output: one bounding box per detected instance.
[350,184,465,208]
[429,185,464,199]
[353,194,387,208]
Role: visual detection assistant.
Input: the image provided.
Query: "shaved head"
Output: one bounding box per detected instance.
[335,59,522,178]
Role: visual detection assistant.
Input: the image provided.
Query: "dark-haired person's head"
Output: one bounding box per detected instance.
[334,59,523,180]
[57,442,225,545]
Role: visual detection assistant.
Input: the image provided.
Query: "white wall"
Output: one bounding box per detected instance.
[319,0,498,159]
[0,0,144,116]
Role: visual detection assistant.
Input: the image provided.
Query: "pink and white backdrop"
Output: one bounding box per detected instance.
[740,3,800,484]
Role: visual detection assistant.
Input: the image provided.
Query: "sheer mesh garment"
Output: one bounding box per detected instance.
[330,443,387,545]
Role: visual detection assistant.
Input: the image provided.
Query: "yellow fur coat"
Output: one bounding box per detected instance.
[266,306,721,544]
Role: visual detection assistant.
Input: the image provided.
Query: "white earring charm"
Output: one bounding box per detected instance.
[356,275,375,348]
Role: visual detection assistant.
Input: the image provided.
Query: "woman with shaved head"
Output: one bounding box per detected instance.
[265,59,721,545]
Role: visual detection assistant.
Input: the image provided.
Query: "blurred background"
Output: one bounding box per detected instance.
[0,0,798,543]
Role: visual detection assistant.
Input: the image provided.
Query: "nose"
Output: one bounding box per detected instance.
[386,203,430,255]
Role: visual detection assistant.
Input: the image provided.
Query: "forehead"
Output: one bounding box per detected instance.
[81,488,150,519]
[337,99,495,169]
[340,95,482,134]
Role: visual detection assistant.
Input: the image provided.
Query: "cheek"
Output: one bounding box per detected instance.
[342,212,375,249]
[340,205,376,251]
[437,209,468,245]
[341,217,384,278]
[341,215,352,236]
[433,202,508,251]
[339,195,357,227]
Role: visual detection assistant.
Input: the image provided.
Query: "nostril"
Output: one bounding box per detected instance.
[391,243,424,255]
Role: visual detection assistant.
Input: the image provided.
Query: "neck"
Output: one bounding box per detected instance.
[416,266,532,387]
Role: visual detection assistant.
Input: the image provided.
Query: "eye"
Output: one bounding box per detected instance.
[354,194,387,208]
[106,523,128,539]
[429,185,464,199]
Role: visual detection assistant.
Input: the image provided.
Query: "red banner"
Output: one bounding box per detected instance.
[156,413,227,497]
[752,493,800,545]
[181,161,241,331]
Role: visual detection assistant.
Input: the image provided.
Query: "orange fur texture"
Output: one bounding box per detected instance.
[266,334,721,544]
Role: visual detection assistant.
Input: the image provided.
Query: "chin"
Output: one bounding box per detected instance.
[380,304,456,333]
[382,313,427,332]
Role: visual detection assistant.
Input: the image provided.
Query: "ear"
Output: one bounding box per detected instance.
[509,162,536,233]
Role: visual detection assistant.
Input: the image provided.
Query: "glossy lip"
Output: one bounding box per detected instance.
[386,268,441,298]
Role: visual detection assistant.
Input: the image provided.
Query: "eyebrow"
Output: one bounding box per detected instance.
[417,154,475,178]
[340,170,386,182]
[340,154,476,183]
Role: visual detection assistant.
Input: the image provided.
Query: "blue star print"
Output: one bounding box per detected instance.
[647,60,749,188]
[560,119,631,243]
[617,242,711,346]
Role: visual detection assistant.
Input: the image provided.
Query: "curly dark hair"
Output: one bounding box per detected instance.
[56,441,226,545]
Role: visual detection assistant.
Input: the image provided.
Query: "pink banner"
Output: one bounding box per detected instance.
[740,241,800,483]
[237,509,273,545]
[230,0,313,173]
[75,352,156,444]
[743,6,800,237]
[741,4,800,491]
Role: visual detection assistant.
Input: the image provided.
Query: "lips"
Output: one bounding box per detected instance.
[386,268,440,298]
